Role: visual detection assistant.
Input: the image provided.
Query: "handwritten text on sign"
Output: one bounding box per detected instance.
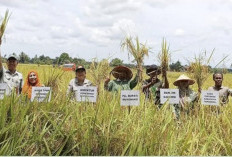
[120,90,140,106]
[0,83,10,99]
[76,86,97,102]
[201,90,219,106]
[31,87,52,102]
[160,89,179,104]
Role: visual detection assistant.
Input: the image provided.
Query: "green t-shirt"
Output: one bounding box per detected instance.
[106,75,138,92]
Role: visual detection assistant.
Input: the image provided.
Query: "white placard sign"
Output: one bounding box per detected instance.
[201,90,219,106]
[120,90,140,106]
[31,87,52,102]
[76,86,97,102]
[160,89,179,104]
[0,83,10,99]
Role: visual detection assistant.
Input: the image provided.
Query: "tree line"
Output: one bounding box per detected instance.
[3,51,223,72]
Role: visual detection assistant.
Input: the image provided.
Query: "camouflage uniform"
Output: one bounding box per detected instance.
[172,88,198,120]
[142,78,163,108]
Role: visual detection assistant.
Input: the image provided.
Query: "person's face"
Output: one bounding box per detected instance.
[7,58,18,72]
[214,74,223,86]
[29,72,37,84]
[179,80,189,89]
[76,70,86,82]
[149,72,158,79]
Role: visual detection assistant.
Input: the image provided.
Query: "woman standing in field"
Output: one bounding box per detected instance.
[22,70,43,99]
[104,65,139,92]
[173,74,198,120]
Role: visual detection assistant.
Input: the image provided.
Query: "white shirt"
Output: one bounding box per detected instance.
[0,67,24,92]
[67,78,92,95]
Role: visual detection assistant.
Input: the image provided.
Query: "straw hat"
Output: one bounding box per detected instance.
[111,65,133,80]
[173,74,195,86]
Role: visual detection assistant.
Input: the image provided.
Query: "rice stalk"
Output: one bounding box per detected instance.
[158,38,171,81]
[0,9,10,45]
[121,36,149,82]
[89,58,110,92]
[187,49,228,90]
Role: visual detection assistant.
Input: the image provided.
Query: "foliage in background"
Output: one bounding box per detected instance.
[110,58,123,67]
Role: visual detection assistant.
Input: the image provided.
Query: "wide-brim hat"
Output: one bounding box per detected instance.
[145,65,161,75]
[111,65,133,80]
[173,74,195,86]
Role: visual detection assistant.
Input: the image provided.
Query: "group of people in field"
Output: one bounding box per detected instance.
[1,53,231,120]
[67,60,232,119]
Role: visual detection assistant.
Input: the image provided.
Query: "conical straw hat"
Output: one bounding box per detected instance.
[173,74,195,86]
[111,65,133,80]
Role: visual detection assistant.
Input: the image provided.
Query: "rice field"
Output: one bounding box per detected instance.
[0,64,232,156]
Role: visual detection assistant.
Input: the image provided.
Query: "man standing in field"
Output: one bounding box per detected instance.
[208,72,232,105]
[173,74,198,120]
[142,65,169,108]
[0,53,24,94]
[104,65,139,92]
[67,65,92,97]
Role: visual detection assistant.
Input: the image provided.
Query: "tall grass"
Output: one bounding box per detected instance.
[0,64,232,155]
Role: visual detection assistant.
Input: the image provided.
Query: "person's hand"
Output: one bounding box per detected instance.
[151,76,157,85]
[105,78,110,84]
[162,69,166,76]
[180,98,186,109]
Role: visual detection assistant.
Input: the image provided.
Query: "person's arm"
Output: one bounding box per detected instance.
[0,50,4,79]
[228,89,232,96]
[162,71,169,88]
[142,81,152,92]
[67,79,74,95]
[104,78,113,91]
[129,69,139,89]
[142,78,158,92]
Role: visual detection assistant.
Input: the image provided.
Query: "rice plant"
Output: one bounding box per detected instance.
[89,58,110,92]
[187,49,228,91]
[0,64,232,155]
[121,36,149,82]
[158,38,171,82]
[0,9,10,45]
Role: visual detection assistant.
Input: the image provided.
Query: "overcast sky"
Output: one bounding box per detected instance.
[0,0,232,67]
